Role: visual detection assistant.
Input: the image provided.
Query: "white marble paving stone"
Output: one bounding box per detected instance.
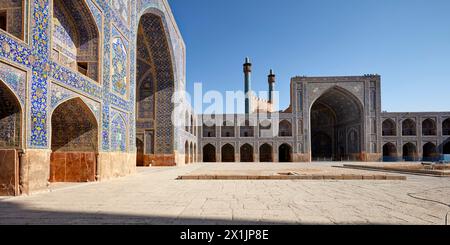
[0,163,449,225]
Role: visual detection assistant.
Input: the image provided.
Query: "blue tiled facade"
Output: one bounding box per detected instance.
[0,0,188,155]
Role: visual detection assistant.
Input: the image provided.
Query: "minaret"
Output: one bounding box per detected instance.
[243,57,252,114]
[268,69,275,104]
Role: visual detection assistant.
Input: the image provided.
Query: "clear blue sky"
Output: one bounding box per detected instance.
[169,0,450,113]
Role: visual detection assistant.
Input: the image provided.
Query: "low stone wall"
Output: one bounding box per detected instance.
[97,152,136,181]
[50,152,96,182]
[293,153,310,162]
[22,149,51,194]
[0,149,19,196]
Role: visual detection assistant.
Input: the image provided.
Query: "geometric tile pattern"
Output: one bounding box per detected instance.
[0,79,21,148]
[110,112,127,152]
[0,0,185,157]
[0,61,26,105]
[137,13,174,154]
[111,37,128,96]
[51,98,98,152]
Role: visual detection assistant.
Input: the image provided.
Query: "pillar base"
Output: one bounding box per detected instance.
[142,154,177,167]
[97,152,136,181]
[21,149,51,195]
[293,153,310,162]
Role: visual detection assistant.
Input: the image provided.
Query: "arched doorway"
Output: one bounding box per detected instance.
[203,122,216,138]
[136,13,175,166]
[193,144,197,162]
[403,143,417,162]
[383,143,397,162]
[50,98,98,182]
[136,137,145,166]
[279,120,292,137]
[311,132,332,161]
[185,141,189,164]
[240,120,255,137]
[240,144,254,162]
[221,121,235,138]
[422,119,437,136]
[423,142,438,162]
[52,0,100,82]
[442,119,450,136]
[0,80,22,196]
[221,144,235,163]
[279,144,292,162]
[402,119,416,136]
[190,142,194,163]
[310,87,363,161]
[203,144,216,162]
[259,144,273,162]
[382,119,396,136]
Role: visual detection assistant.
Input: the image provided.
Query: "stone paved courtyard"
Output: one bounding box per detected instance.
[0,163,449,225]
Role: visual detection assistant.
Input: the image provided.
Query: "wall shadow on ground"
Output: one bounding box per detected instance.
[0,200,384,225]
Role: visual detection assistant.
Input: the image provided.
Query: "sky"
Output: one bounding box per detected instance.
[169,0,450,114]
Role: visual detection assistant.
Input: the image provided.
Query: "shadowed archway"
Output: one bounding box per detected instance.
[279,144,293,162]
[203,144,216,163]
[310,87,363,161]
[259,144,273,162]
[221,144,235,163]
[382,143,397,162]
[382,119,396,136]
[422,119,436,136]
[184,141,189,164]
[403,143,417,162]
[240,144,254,162]
[50,98,98,182]
[52,0,100,81]
[0,80,22,196]
[402,119,416,136]
[135,12,175,166]
[423,142,438,162]
[443,119,450,136]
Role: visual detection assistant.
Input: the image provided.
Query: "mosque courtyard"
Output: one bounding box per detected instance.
[0,163,448,225]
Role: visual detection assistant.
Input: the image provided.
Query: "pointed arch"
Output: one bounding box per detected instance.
[221,121,235,138]
[422,119,436,136]
[203,121,216,137]
[423,142,438,162]
[240,119,255,137]
[402,119,416,136]
[259,143,273,162]
[203,144,216,162]
[279,143,293,162]
[190,142,194,163]
[185,141,189,164]
[221,144,235,163]
[402,143,417,162]
[240,144,254,162]
[135,11,176,165]
[52,0,100,81]
[0,79,22,149]
[310,86,363,161]
[383,143,397,162]
[279,120,292,137]
[111,114,127,152]
[442,119,450,136]
[50,97,98,182]
[382,119,396,136]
